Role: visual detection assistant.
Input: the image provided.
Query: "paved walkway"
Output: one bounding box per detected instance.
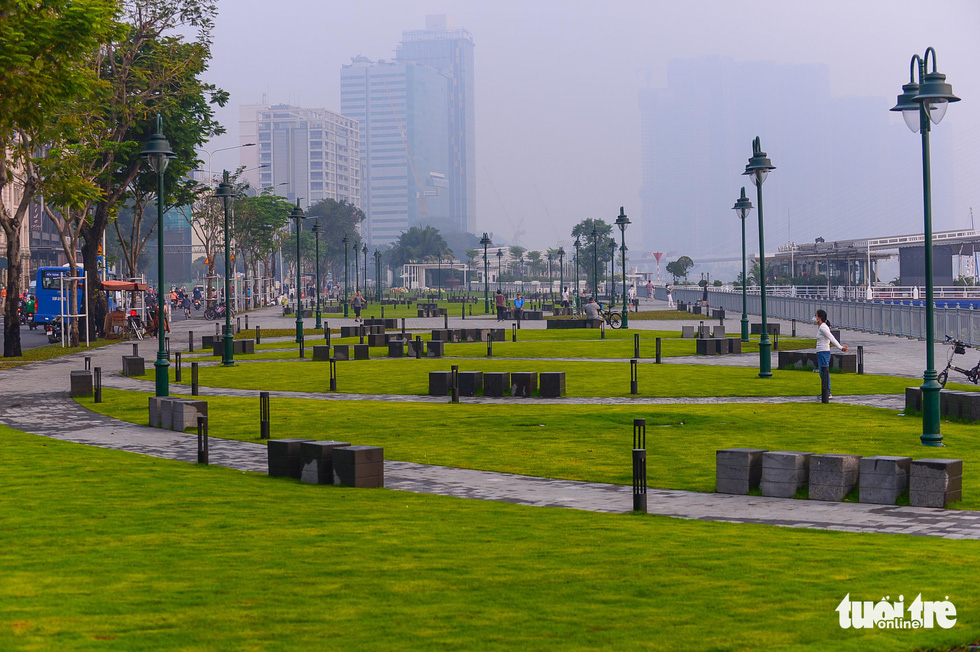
[1,307,975,540]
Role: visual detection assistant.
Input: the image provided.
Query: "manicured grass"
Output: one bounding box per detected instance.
[84,390,980,509]
[145,358,941,398]
[1,338,116,363]
[2,425,979,651]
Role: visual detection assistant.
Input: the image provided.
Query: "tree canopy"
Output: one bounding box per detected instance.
[387,226,452,268]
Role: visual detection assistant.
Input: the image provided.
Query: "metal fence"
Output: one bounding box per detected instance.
[657,286,980,346]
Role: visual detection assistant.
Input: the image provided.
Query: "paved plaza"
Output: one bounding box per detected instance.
[2,296,974,540]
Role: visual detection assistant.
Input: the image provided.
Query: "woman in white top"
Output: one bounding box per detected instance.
[815,309,848,398]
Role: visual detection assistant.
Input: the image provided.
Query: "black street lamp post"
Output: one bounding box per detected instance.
[374,249,382,302]
[743,137,776,379]
[312,221,322,329]
[732,187,752,343]
[615,207,631,328]
[214,171,237,365]
[591,227,599,301]
[558,247,565,303]
[891,46,959,447]
[290,201,305,344]
[496,249,503,292]
[573,237,581,309]
[342,234,349,318]
[608,240,616,305]
[362,244,368,303]
[140,114,175,397]
[480,233,492,313]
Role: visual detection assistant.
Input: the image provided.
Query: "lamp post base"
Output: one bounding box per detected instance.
[758,336,772,378]
[295,318,304,345]
[740,316,749,342]
[154,354,170,397]
[315,310,322,330]
[222,324,235,366]
[343,305,349,318]
[920,371,944,447]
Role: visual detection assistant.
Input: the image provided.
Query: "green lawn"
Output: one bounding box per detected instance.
[148,358,937,398]
[1,425,978,651]
[84,390,980,509]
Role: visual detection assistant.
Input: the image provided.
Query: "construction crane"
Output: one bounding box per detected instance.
[483,165,524,244]
[384,81,441,224]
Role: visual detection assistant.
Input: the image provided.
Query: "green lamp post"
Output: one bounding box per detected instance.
[311,220,322,329]
[558,247,565,304]
[608,240,616,304]
[732,187,752,342]
[361,244,368,300]
[480,233,492,313]
[353,238,360,294]
[140,114,175,397]
[342,234,349,318]
[214,171,237,366]
[743,137,776,379]
[573,237,581,306]
[374,249,382,302]
[496,249,503,292]
[290,201,305,344]
[891,47,959,447]
[591,227,599,301]
[547,252,554,300]
[615,206,630,329]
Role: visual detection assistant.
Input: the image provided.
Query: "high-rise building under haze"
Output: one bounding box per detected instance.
[340,57,451,245]
[239,104,361,208]
[395,15,476,237]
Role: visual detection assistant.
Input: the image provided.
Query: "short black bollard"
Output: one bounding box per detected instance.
[719,311,724,326]
[632,418,647,513]
[165,337,170,355]
[189,330,194,352]
[820,364,831,404]
[634,333,640,359]
[792,318,797,337]
[94,367,102,403]
[245,314,249,330]
[325,328,331,346]
[451,364,460,403]
[381,306,385,319]
[486,333,493,357]
[299,336,305,358]
[175,352,182,382]
[461,303,465,320]
[415,335,422,359]
[256,326,261,344]
[655,337,662,364]
[84,356,91,371]
[214,323,219,337]
[444,313,449,330]
[259,391,270,439]
[132,343,139,357]
[329,358,337,391]
[359,324,364,344]
[857,345,864,375]
[236,317,241,334]
[191,362,199,396]
[630,359,638,395]
[512,323,517,342]
[197,416,209,465]
[401,318,406,338]
[773,331,779,351]
[601,320,606,339]
[469,304,472,316]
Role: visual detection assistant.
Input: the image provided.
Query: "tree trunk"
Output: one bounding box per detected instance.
[81,236,104,339]
[3,232,23,357]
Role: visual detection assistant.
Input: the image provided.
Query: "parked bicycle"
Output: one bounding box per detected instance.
[204,303,235,321]
[597,306,623,329]
[938,335,980,388]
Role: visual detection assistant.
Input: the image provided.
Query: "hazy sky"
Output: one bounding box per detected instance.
[201,0,980,256]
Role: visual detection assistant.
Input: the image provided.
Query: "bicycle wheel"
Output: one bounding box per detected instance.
[937,370,948,388]
[204,308,216,320]
[608,312,622,329]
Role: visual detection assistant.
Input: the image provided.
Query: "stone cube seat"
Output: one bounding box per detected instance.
[429,371,452,396]
[859,456,911,505]
[511,372,538,397]
[715,448,766,495]
[70,370,93,397]
[268,438,313,478]
[312,345,331,361]
[483,372,510,397]
[457,371,483,396]
[761,451,812,498]
[809,454,861,502]
[122,355,145,377]
[300,440,352,485]
[332,344,350,361]
[539,372,565,398]
[332,445,384,488]
[910,458,963,508]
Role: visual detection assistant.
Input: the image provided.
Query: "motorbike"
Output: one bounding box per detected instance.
[204,303,235,321]
[193,298,202,311]
[45,321,62,344]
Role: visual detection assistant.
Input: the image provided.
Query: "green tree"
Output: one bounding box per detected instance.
[303,199,366,283]
[387,226,452,269]
[0,0,119,356]
[665,256,694,282]
[525,250,543,276]
[233,189,292,302]
[508,246,526,276]
[571,218,614,291]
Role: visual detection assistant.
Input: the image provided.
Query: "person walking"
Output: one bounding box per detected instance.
[495,289,506,321]
[513,293,525,325]
[628,284,638,313]
[665,284,674,308]
[560,286,570,313]
[350,290,365,323]
[815,309,848,401]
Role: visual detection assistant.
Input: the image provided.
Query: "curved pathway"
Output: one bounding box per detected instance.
[0,322,976,541]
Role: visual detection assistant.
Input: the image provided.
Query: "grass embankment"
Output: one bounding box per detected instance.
[84,390,980,508]
[144,359,933,398]
[1,425,978,651]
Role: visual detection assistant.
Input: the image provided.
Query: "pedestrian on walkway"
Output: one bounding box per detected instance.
[628,284,638,312]
[495,290,506,321]
[350,290,365,323]
[513,293,525,324]
[815,309,847,400]
[561,286,570,312]
[666,284,674,307]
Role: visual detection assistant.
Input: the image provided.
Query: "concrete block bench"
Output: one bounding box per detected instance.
[367,333,387,347]
[751,323,781,336]
[149,397,208,431]
[312,345,331,361]
[353,344,370,360]
[333,344,350,361]
[300,440,351,485]
[546,319,603,329]
[332,445,384,488]
[268,438,313,478]
[715,448,766,494]
[778,351,856,372]
[681,325,695,338]
[712,309,726,320]
[539,372,566,398]
[910,459,962,507]
[407,340,425,357]
[904,387,980,422]
[341,325,383,338]
[521,310,544,321]
[363,318,398,329]
[70,370,93,397]
[761,451,812,498]
[213,338,255,356]
[809,454,861,501]
[387,340,406,358]
[510,372,538,397]
[426,341,445,358]
[695,338,741,355]
[483,372,511,397]
[457,371,483,396]
[201,335,218,348]
[122,355,145,377]
[429,371,452,396]
[859,456,911,504]
[712,326,726,338]
[430,329,457,342]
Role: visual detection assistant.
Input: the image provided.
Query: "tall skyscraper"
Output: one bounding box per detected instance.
[239,104,361,209]
[341,58,451,245]
[396,15,476,235]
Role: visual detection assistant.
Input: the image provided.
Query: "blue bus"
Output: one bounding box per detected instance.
[34,266,85,325]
